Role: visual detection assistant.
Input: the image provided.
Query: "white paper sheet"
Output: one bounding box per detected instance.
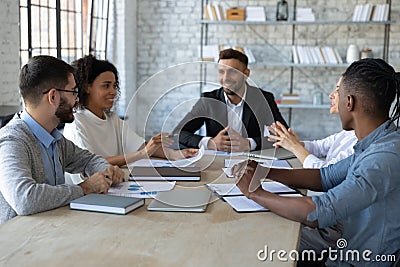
[224,158,292,169]
[129,146,204,168]
[223,193,303,212]
[108,181,176,198]
[206,181,298,196]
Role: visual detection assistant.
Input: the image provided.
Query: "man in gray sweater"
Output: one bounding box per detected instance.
[0,55,124,224]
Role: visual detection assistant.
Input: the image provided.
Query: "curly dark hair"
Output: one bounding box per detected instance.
[71,55,120,113]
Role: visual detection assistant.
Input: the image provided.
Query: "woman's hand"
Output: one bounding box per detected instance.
[143,133,166,157]
[267,121,310,164]
[267,121,302,152]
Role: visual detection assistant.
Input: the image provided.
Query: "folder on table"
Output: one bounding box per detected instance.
[70,194,144,215]
[147,187,211,212]
[243,148,295,160]
[129,166,201,181]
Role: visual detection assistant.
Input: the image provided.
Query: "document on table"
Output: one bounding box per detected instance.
[203,149,243,157]
[224,158,292,169]
[108,181,176,198]
[129,146,205,168]
[206,181,298,197]
[223,193,304,213]
[223,159,292,177]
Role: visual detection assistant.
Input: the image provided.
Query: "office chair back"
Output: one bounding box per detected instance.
[0,114,14,128]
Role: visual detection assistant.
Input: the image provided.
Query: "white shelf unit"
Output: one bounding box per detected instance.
[199,0,393,125]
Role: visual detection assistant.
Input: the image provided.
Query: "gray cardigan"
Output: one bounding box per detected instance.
[0,116,109,223]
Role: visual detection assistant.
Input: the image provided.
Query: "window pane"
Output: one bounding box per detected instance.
[40,8,49,48]
[31,6,40,48]
[49,9,57,48]
[49,49,57,58]
[48,0,56,8]
[20,0,28,7]
[75,0,82,13]
[69,0,75,11]
[92,0,100,17]
[61,1,68,10]
[60,11,68,47]
[20,0,85,65]
[75,11,82,51]
[32,49,42,57]
[20,8,29,50]
[20,51,29,66]
[102,0,109,18]
[68,12,76,48]
[41,48,49,55]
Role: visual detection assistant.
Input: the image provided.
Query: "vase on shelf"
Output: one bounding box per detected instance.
[276,0,289,21]
[346,44,360,64]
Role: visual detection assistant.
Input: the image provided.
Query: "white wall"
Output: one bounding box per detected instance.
[0,0,20,107]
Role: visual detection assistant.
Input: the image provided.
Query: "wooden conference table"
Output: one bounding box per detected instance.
[0,151,303,267]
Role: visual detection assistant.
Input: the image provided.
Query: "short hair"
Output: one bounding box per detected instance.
[218,48,248,68]
[342,58,400,126]
[19,55,74,106]
[71,55,120,110]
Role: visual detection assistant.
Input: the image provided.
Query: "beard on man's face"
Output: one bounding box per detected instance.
[55,96,75,124]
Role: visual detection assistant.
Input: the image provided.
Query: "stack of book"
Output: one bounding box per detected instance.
[245,6,266,21]
[204,4,225,21]
[296,8,315,22]
[281,93,300,104]
[352,4,389,22]
[200,44,255,64]
[292,45,343,65]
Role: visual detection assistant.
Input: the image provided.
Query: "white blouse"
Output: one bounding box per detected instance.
[302,130,357,168]
[63,109,144,183]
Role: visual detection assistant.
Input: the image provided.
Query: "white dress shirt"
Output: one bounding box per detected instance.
[303,130,357,168]
[199,86,257,150]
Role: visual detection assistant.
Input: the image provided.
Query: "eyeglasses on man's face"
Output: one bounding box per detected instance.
[42,87,79,98]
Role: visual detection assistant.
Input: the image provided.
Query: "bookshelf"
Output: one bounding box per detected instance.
[199,0,393,124]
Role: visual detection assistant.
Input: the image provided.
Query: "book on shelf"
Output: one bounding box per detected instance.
[70,194,144,215]
[245,6,266,22]
[296,7,315,22]
[200,44,255,63]
[214,4,225,21]
[352,4,389,22]
[292,45,342,65]
[371,4,389,22]
[281,93,300,104]
[199,44,219,61]
[204,4,225,21]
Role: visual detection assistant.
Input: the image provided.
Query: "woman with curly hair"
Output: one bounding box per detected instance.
[63,55,196,183]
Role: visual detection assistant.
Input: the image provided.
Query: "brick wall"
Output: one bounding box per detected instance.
[135,0,400,140]
[0,0,20,107]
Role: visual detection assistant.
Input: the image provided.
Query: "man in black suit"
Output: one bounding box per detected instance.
[173,48,288,152]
